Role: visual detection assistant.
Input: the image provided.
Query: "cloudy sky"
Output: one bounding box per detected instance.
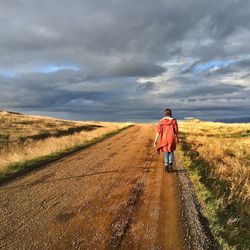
[0,0,250,122]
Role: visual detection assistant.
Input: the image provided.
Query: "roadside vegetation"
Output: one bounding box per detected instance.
[0,111,132,182]
[178,120,250,249]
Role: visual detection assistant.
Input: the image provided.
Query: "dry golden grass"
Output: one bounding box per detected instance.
[179,120,250,248]
[0,111,84,141]
[0,111,118,143]
[0,111,131,172]
[179,120,250,210]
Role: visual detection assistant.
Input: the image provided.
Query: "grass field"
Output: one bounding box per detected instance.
[0,111,131,180]
[178,120,250,249]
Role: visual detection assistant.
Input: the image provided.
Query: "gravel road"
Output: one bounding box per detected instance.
[0,124,216,249]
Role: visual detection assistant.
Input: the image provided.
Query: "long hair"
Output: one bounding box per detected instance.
[164,108,172,117]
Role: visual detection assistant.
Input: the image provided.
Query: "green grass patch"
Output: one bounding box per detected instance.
[178,133,250,250]
[0,124,133,185]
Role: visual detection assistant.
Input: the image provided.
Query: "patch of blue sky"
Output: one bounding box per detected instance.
[193,60,236,73]
[0,71,17,78]
[0,64,80,78]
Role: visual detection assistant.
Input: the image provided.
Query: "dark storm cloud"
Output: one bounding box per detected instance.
[137,81,159,92]
[241,73,250,79]
[188,84,245,97]
[160,84,246,98]
[0,0,250,121]
[103,62,166,78]
[1,0,250,68]
[181,61,200,74]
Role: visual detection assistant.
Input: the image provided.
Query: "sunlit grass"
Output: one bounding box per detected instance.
[179,120,250,206]
[0,111,132,176]
[178,120,250,249]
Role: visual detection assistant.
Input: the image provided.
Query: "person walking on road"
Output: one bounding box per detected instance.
[154,108,179,172]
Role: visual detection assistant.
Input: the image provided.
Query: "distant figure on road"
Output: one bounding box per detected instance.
[154,108,179,172]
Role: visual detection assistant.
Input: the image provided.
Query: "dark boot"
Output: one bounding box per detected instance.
[169,162,173,172]
[164,164,169,172]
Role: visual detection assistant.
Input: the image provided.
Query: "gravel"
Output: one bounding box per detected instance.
[175,154,218,250]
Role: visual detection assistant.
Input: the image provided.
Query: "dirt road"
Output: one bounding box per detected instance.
[0,125,215,249]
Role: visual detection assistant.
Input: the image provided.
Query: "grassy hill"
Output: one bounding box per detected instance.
[0,111,102,147]
[0,111,131,181]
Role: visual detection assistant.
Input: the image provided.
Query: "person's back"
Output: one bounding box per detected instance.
[154,108,179,172]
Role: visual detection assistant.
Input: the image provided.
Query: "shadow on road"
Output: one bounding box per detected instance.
[0,169,119,191]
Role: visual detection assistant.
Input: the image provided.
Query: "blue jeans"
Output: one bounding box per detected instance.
[164,151,174,165]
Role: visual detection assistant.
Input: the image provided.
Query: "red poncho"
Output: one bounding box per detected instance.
[156,117,178,153]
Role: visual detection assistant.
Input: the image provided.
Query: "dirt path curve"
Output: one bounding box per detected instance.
[0,124,184,249]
